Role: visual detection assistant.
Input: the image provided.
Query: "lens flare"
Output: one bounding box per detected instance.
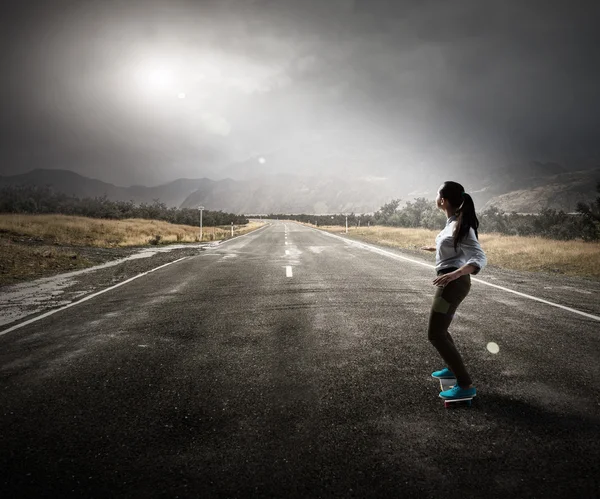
[486,342,500,354]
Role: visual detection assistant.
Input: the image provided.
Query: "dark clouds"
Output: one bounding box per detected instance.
[1,0,599,185]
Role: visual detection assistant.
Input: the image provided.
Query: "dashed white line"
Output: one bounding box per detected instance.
[286,266,293,277]
[285,250,290,255]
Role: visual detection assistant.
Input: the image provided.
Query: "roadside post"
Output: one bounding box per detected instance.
[198,206,204,241]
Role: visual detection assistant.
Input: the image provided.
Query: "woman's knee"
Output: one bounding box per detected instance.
[427,312,446,343]
[428,312,451,343]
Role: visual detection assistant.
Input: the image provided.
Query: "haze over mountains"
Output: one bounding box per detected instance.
[3,1,600,217]
[1,163,598,215]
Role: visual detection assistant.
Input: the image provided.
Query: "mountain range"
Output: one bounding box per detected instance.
[0,164,598,214]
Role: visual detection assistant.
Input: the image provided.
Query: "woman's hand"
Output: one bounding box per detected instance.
[420,246,436,251]
[432,270,461,287]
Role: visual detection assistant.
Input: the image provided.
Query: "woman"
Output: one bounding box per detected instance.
[420,181,487,400]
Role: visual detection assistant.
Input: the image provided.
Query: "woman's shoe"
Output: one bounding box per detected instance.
[431,367,456,379]
[439,385,476,399]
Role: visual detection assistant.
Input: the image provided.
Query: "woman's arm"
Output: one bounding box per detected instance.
[458,228,487,274]
[432,228,487,286]
[432,264,479,286]
[455,263,481,277]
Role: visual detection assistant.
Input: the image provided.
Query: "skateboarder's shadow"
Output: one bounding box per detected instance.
[473,392,600,437]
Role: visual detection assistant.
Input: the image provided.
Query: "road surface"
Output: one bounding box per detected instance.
[1,221,599,498]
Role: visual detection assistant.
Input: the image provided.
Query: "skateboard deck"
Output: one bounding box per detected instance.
[437,378,474,408]
[439,395,473,408]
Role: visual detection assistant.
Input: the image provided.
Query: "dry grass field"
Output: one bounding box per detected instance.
[0,214,265,286]
[0,214,264,247]
[312,224,600,279]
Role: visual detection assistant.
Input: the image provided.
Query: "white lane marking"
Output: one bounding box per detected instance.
[0,257,189,336]
[468,280,600,321]
[305,224,600,322]
[285,241,288,245]
[286,266,293,277]
[285,250,290,255]
[208,222,270,248]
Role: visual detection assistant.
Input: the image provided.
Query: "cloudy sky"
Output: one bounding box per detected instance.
[1,0,599,186]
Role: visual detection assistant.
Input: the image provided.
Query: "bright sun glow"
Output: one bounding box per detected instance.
[146,67,173,90]
[133,61,176,95]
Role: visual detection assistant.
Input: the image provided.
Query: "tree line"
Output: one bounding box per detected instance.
[0,185,248,226]
[3,183,598,241]
[266,182,600,242]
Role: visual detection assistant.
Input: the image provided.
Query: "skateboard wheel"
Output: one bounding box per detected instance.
[444,401,450,408]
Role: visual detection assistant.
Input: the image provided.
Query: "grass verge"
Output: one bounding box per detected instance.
[309,224,600,279]
[0,239,95,286]
[0,214,265,286]
[0,214,264,247]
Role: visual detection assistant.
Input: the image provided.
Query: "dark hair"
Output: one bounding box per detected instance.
[439,181,479,251]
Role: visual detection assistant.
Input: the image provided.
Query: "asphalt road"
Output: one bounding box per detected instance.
[1,221,599,498]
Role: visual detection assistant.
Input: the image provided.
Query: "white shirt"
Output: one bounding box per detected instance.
[435,215,487,274]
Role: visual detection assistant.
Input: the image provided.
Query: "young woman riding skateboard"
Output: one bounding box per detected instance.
[421,181,487,400]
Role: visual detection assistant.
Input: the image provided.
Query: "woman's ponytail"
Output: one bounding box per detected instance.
[453,192,479,251]
[439,181,481,250]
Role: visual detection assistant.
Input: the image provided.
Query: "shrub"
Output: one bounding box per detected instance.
[149,234,162,245]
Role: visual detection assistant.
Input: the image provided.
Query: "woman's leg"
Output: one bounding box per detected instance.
[427,275,472,388]
[447,331,456,346]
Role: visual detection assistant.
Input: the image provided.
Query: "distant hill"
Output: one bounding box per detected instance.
[0,169,127,199]
[1,164,598,214]
[125,177,215,207]
[481,168,600,213]
[0,169,399,214]
[0,169,214,207]
[180,174,396,214]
